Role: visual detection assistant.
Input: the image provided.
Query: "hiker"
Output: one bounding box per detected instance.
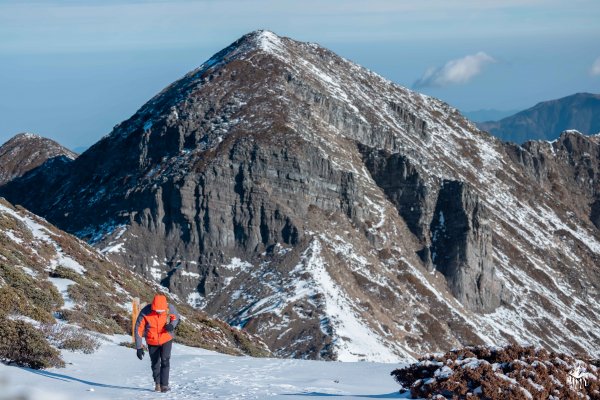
[134,294,180,393]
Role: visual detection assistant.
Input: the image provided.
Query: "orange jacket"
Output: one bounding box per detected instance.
[135,294,180,348]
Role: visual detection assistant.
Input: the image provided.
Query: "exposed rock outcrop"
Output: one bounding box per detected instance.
[505,130,600,229]
[359,144,433,241]
[429,180,500,313]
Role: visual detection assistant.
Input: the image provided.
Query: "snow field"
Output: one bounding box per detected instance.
[0,335,408,399]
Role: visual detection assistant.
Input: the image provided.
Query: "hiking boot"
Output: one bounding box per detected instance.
[161,386,170,393]
[154,383,161,392]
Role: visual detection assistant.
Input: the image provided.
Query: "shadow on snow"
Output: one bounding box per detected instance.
[21,368,155,392]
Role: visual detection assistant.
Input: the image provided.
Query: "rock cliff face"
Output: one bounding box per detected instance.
[0,133,76,185]
[429,181,500,313]
[359,145,433,241]
[1,31,599,361]
[505,130,600,231]
[359,147,502,313]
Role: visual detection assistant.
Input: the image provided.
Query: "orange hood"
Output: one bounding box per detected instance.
[151,294,168,312]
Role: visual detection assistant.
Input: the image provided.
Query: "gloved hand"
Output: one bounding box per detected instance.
[164,323,174,333]
[136,348,144,360]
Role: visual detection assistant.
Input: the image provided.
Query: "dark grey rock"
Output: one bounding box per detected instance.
[429,180,500,313]
[358,144,433,241]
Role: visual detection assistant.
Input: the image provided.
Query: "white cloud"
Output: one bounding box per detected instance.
[414,52,495,88]
[591,57,600,76]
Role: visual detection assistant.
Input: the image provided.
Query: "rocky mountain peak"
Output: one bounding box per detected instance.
[233,29,288,54]
[3,132,77,156]
[13,132,42,140]
[84,31,296,180]
[0,132,77,185]
[2,33,600,362]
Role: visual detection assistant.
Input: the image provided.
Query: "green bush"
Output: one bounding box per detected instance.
[64,278,128,335]
[172,319,234,352]
[0,286,55,324]
[61,336,99,354]
[231,329,270,357]
[172,316,269,357]
[0,318,64,369]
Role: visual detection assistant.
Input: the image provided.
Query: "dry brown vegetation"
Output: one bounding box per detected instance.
[391,344,600,399]
[39,323,101,354]
[174,312,270,357]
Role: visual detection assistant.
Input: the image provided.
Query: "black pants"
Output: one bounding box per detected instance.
[148,340,172,386]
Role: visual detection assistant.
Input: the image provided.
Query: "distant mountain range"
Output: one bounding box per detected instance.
[477,93,600,143]
[462,109,521,123]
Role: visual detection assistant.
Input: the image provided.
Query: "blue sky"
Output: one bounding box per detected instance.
[1,0,599,150]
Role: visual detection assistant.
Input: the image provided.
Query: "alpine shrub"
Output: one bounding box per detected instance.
[39,323,101,354]
[0,318,64,369]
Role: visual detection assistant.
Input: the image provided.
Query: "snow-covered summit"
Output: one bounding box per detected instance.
[3,132,77,159]
[255,29,285,53]
[14,132,43,140]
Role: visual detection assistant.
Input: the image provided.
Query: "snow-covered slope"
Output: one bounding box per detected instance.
[0,334,406,400]
[1,31,599,362]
